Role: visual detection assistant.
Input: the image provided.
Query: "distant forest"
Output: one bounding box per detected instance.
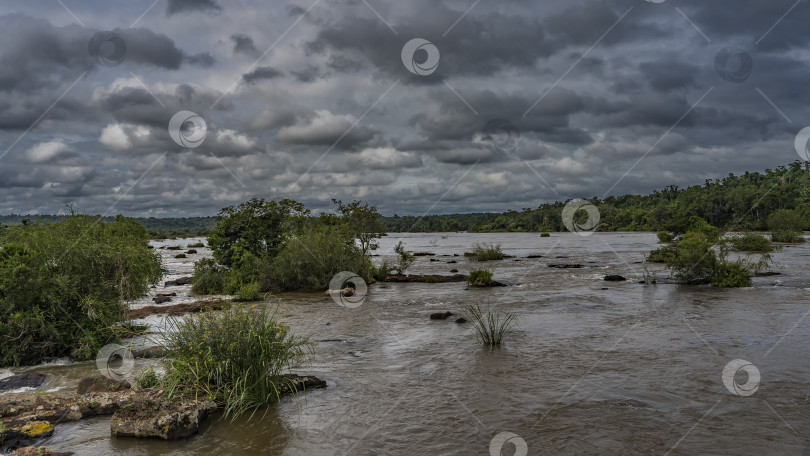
[3,162,809,236]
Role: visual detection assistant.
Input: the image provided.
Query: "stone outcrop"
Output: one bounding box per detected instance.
[110,399,216,440]
[0,373,47,393]
[127,299,229,319]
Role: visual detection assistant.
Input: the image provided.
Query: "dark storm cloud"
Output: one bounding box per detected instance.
[166,0,222,16]
[231,34,257,55]
[0,0,808,216]
[242,66,284,83]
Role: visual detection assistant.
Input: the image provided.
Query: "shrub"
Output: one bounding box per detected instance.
[134,368,161,389]
[462,304,519,346]
[266,224,371,291]
[730,233,774,252]
[657,231,673,243]
[711,261,752,288]
[0,215,162,366]
[470,242,504,261]
[540,232,551,238]
[467,268,494,286]
[665,231,719,284]
[393,241,415,275]
[187,242,205,248]
[646,245,677,263]
[234,282,264,302]
[191,258,227,295]
[160,304,312,419]
[175,254,187,259]
[372,261,395,280]
[771,230,805,243]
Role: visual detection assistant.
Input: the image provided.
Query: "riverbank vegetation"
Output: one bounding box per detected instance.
[191,198,384,296]
[0,215,161,366]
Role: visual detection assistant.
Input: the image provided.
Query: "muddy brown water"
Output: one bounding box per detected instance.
[3,232,810,455]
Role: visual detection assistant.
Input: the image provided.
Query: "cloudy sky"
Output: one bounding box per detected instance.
[0,0,807,216]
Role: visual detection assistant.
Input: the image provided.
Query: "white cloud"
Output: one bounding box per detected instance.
[24,139,72,163]
[99,124,132,151]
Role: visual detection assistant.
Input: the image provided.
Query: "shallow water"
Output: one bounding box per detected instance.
[5,232,810,455]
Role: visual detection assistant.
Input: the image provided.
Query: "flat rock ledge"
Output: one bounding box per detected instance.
[383,274,467,283]
[127,299,229,319]
[110,399,216,440]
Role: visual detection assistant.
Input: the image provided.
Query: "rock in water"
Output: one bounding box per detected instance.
[455,317,467,324]
[153,296,172,304]
[604,275,627,282]
[10,447,73,456]
[110,399,216,440]
[77,376,131,394]
[430,311,453,320]
[0,372,47,392]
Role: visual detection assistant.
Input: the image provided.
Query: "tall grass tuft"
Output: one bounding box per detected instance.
[470,242,504,261]
[159,303,312,419]
[462,304,519,346]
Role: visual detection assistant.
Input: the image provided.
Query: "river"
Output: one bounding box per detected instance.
[3,232,810,455]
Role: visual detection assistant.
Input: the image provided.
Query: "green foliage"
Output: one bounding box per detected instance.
[771,230,806,243]
[729,233,774,252]
[234,282,264,302]
[467,268,494,286]
[134,368,161,389]
[187,242,205,248]
[647,245,677,263]
[208,198,309,268]
[462,304,519,346]
[175,253,187,259]
[711,261,752,288]
[0,215,162,366]
[160,304,312,419]
[657,231,673,243]
[266,224,371,291]
[393,241,415,275]
[665,231,719,284]
[332,199,386,255]
[372,261,395,280]
[470,242,504,261]
[540,232,551,237]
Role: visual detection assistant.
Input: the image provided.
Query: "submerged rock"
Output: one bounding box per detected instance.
[455,317,467,324]
[548,263,582,269]
[164,277,192,287]
[152,296,172,304]
[77,376,131,394]
[412,252,435,256]
[0,373,47,392]
[185,249,198,254]
[110,399,216,440]
[604,275,627,282]
[430,311,453,320]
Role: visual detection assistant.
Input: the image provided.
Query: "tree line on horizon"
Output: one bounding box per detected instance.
[2,162,809,236]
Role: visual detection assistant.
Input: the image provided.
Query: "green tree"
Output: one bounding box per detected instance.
[333,199,386,255]
[208,198,309,267]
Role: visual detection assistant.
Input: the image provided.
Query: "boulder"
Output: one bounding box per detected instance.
[185,249,198,254]
[77,376,131,394]
[455,317,467,324]
[164,277,192,287]
[110,399,217,440]
[10,447,73,456]
[278,374,327,394]
[165,246,182,251]
[0,373,47,392]
[152,296,172,304]
[412,252,435,256]
[604,275,627,282]
[447,260,457,264]
[430,311,453,320]
[548,264,582,269]
[449,269,459,273]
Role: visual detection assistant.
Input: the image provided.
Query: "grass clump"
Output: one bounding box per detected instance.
[160,304,312,419]
[462,304,519,346]
[729,233,774,253]
[467,268,494,286]
[134,368,161,389]
[469,242,504,261]
[175,253,187,259]
[540,232,551,238]
[187,242,205,248]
